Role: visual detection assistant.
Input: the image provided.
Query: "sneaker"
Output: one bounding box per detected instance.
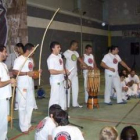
[104,102,113,105]
[73,105,83,108]
[117,101,127,104]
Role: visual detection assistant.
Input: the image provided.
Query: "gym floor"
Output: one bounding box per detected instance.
[8,74,140,140]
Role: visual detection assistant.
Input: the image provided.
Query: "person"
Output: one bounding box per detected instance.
[100,45,131,105]
[13,43,37,133]
[35,104,62,140]
[99,126,118,140]
[120,126,138,140]
[126,70,140,97]
[47,41,69,110]
[81,44,97,103]
[5,43,24,70]
[0,44,16,140]
[63,40,88,107]
[53,110,85,140]
[121,69,128,78]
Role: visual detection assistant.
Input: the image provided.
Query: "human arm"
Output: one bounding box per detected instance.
[48,135,53,140]
[120,60,131,72]
[49,69,67,75]
[100,61,115,72]
[0,78,16,88]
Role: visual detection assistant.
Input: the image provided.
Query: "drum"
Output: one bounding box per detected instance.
[87,69,100,109]
[32,70,39,79]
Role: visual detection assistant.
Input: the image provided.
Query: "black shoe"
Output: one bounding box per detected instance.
[117,101,127,104]
[105,102,112,105]
[127,96,130,100]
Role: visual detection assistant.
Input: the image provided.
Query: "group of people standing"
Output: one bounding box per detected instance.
[0,40,139,140]
[0,43,38,140]
[47,40,97,110]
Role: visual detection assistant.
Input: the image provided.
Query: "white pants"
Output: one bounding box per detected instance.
[130,84,138,96]
[83,72,88,103]
[105,73,123,103]
[0,99,9,140]
[67,72,79,107]
[49,81,66,110]
[17,87,36,132]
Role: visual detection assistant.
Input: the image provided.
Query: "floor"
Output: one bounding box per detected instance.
[8,75,140,140]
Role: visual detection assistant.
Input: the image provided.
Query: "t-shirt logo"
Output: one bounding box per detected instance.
[88,58,93,64]
[71,54,77,61]
[28,62,33,70]
[59,59,63,65]
[36,119,46,133]
[55,131,71,140]
[113,58,118,64]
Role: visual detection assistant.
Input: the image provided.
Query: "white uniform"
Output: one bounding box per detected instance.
[63,50,80,107]
[52,125,84,140]
[47,54,66,110]
[35,117,56,140]
[83,54,94,103]
[126,75,140,96]
[0,62,11,140]
[13,55,37,132]
[102,53,123,103]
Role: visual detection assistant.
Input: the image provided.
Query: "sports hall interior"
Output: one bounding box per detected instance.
[5,0,140,139]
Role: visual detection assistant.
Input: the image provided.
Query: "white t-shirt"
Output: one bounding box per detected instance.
[83,54,94,74]
[128,74,140,84]
[63,50,79,73]
[13,55,34,88]
[102,53,121,75]
[53,125,84,140]
[35,117,56,140]
[47,54,64,83]
[0,62,11,99]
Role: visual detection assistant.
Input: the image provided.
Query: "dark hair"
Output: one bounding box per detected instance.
[119,72,125,77]
[120,126,138,140]
[85,44,92,49]
[49,104,61,116]
[0,44,6,52]
[50,41,60,52]
[130,70,135,73]
[110,45,118,52]
[16,43,24,51]
[54,110,69,126]
[24,43,34,52]
[70,40,78,47]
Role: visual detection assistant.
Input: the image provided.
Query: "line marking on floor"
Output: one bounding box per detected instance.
[10,126,36,140]
[71,116,140,126]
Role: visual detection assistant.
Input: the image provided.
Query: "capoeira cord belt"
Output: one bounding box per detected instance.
[115,99,140,127]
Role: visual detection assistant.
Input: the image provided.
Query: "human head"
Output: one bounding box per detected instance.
[15,43,24,55]
[50,41,61,55]
[54,110,69,126]
[110,46,119,55]
[99,126,118,140]
[0,44,8,61]
[130,70,136,77]
[120,126,138,140]
[24,43,34,56]
[70,40,78,51]
[122,69,128,77]
[119,73,125,81]
[49,104,62,118]
[85,44,92,54]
